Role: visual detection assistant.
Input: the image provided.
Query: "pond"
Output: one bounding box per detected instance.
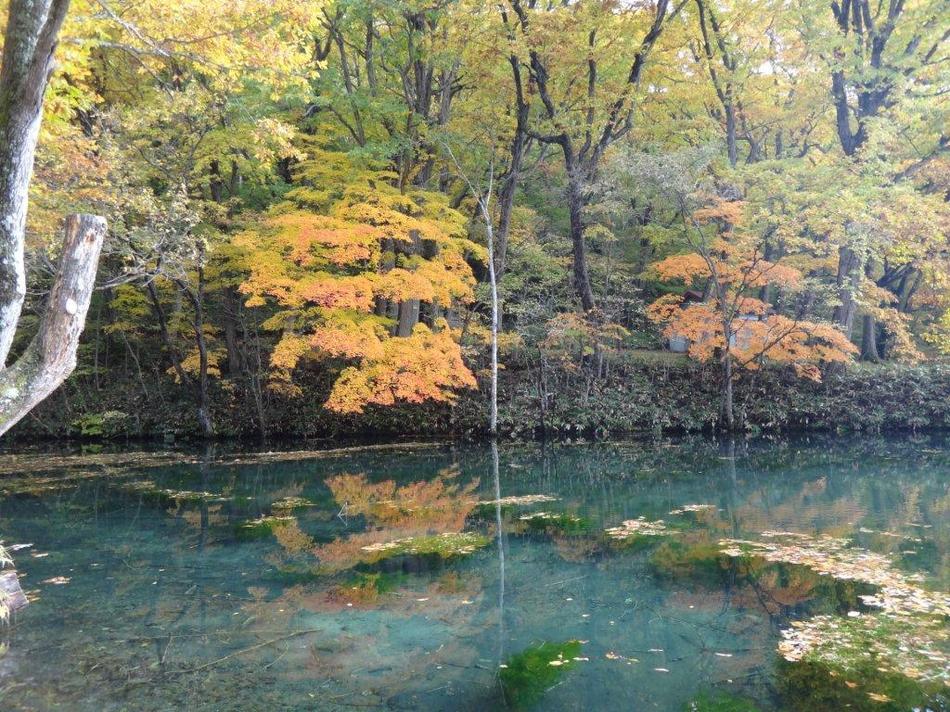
[0,435,947,711]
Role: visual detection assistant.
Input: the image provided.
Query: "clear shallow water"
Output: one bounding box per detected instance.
[0,435,946,711]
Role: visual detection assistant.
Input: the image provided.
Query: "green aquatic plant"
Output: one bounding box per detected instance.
[605,516,678,555]
[500,640,584,710]
[650,540,731,583]
[777,657,946,712]
[470,494,560,521]
[517,511,591,536]
[359,532,489,566]
[235,515,296,541]
[684,691,763,712]
[329,571,409,605]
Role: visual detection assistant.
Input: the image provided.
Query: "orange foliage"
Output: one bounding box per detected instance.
[325,323,477,413]
[236,153,482,413]
[657,303,857,380]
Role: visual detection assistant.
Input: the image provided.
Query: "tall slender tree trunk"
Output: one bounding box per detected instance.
[566,171,596,312]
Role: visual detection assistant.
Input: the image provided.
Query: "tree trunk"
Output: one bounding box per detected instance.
[833,246,861,338]
[725,100,737,168]
[566,171,596,312]
[860,314,880,362]
[191,268,213,437]
[396,231,422,336]
[0,0,72,365]
[0,215,106,435]
[0,569,28,614]
[722,348,735,431]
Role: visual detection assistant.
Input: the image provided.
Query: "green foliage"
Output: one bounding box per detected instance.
[69,411,132,438]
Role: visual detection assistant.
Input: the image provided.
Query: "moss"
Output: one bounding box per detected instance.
[500,640,583,710]
[684,692,763,712]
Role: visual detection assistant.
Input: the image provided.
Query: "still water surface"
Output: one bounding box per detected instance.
[0,435,947,711]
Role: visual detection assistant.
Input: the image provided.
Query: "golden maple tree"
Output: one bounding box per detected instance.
[236,143,481,413]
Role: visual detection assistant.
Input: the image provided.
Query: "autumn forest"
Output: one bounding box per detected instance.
[0,0,948,439]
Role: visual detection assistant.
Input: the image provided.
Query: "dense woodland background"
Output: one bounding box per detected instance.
[3,0,949,440]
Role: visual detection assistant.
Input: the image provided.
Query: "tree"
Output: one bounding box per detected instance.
[505,0,683,311]
[627,146,856,429]
[236,143,481,414]
[0,0,107,435]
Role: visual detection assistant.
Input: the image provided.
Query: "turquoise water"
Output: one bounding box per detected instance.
[0,435,947,711]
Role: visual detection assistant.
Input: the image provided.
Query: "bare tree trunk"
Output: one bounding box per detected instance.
[0,215,106,435]
[0,0,72,365]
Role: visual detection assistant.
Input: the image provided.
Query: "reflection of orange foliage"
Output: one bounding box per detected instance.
[326,469,478,530]
[312,470,480,572]
[273,519,316,554]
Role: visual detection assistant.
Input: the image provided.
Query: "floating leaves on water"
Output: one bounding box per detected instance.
[478,494,559,507]
[669,504,718,515]
[42,576,70,585]
[605,651,639,664]
[236,515,296,541]
[121,480,236,504]
[358,532,490,563]
[271,497,317,511]
[718,533,901,587]
[718,532,948,616]
[605,517,672,540]
[722,530,950,690]
[779,613,949,684]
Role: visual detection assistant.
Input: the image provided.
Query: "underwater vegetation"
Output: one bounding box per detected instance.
[718,531,950,709]
[516,511,591,536]
[358,532,490,568]
[235,515,296,541]
[684,692,763,712]
[499,640,585,710]
[605,516,673,541]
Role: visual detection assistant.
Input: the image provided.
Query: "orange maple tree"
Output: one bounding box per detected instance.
[236,144,481,413]
[648,195,856,382]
